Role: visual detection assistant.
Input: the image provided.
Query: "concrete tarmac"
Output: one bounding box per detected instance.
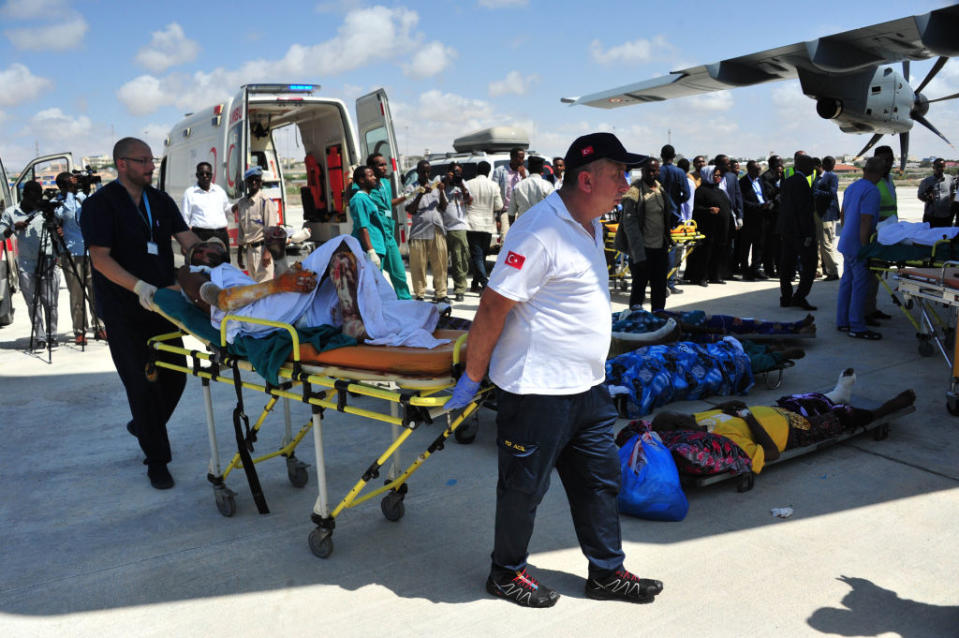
[2,201,958,637]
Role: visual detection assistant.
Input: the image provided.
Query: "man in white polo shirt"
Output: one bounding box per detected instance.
[181,162,233,262]
[446,133,664,608]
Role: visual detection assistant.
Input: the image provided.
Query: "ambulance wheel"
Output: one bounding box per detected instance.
[309,529,333,559]
[381,491,406,522]
[873,423,890,441]
[918,339,935,357]
[215,491,236,517]
[287,460,309,488]
[948,398,959,417]
[736,472,755,493]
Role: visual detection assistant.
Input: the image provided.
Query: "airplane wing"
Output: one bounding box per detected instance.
[562,5,959,109]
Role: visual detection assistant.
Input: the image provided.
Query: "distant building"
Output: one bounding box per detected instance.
[82,154,112,170]
[833,163,859,173]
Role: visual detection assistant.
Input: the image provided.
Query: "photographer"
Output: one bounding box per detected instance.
[55,172,104,345]
[0,180,60,348]
[442,162,472,302]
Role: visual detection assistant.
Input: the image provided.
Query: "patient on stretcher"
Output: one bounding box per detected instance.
[647,369,915,474]
[176,235,445,348]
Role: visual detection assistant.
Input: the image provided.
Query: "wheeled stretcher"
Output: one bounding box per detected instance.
[147,289,487,558]
[896,263,959,415]
[861,238,959,357]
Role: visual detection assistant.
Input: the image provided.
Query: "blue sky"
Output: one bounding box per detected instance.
[1,0,958,171]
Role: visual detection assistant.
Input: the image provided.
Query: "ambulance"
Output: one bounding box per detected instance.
[159,84,401,249]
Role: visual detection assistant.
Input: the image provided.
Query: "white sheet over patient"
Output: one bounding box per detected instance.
[209,235,446,348]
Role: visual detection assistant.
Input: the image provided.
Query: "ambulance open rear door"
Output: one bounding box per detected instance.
[355,90,403,250]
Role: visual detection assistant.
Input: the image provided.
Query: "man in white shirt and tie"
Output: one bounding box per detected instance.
[181,162,233,262]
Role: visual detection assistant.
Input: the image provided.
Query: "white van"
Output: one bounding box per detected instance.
[159,83,400,249]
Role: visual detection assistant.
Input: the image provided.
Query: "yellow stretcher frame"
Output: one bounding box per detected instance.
[602,221,705,294]
[147,306,488,559]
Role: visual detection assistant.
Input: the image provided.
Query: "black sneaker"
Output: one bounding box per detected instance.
[486,568,560,608]
[147,463,175,490]
[585,569,663,604]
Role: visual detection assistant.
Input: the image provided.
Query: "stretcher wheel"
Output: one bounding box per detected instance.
[287,459,309,488]
[381,491,406,522]
[918,339,935,357]
[215,490,236,517]
[873,423,890,441]
[454,412,479,444]
[619,279,628,291]
[309,528,333,558]
[736,472,755,493]
[947,397,959,417]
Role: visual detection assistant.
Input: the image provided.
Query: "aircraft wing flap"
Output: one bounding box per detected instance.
[565,5,959,109]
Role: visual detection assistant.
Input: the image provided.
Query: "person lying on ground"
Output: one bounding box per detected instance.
[649,368,915,473]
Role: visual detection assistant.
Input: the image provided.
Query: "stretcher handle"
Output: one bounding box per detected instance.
[220,315,301,361]
[452,332,468,367]
[939,260,959,282]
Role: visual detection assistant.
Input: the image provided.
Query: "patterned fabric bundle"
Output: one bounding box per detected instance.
[616,420,753,477]
[605,337,754,417]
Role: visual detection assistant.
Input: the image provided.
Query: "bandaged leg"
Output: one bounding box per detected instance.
[328,247,367,340]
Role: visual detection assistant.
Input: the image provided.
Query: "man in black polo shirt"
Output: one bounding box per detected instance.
[81,137,200,489]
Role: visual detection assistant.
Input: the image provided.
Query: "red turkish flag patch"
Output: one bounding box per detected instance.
[582,145,594,157]
[505,251,525,270]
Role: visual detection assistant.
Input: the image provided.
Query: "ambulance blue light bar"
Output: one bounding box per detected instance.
[246,84,318,94]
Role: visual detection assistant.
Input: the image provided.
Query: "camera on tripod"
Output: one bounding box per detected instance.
[73,166,101,195]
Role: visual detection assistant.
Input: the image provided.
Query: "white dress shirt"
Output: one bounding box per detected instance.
[508,173,555,219]
[181,182,232,229]
[464,174,503,233]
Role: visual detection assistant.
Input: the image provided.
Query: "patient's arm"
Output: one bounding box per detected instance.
[177,262,318,313]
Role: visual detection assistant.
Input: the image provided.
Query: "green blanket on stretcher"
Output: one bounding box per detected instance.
[153,288,356,385]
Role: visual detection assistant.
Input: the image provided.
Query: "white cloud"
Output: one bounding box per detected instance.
[135,23,200,72]
[5,15,87,50]
[0,0,70,19]
[0,63,53,106]
[590,35,670,66]
[403,41,457,78]
[141,122,174,153]
[116,75,170,116]
[478,0,527,7]
[28,107,92,137]
[488,70,538,97]
[684,91,734,112]
[117,6,437,116]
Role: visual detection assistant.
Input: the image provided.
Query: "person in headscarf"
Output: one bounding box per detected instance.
[685,165,731,287]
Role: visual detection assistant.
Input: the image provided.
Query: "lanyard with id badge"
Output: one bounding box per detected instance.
[133,191,159,255]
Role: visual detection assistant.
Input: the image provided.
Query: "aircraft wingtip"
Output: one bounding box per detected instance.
[560,96,578,105]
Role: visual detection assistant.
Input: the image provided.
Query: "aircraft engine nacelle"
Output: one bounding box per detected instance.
[816,97,844,120]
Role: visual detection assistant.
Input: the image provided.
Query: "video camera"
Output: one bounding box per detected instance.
[73,166,101,195]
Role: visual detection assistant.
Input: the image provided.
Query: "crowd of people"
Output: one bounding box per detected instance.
[614,143,958,342]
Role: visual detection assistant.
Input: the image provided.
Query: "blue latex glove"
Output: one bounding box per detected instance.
[444,373,481,410]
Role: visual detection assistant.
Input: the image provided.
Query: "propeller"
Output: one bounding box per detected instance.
[855,56,956,171]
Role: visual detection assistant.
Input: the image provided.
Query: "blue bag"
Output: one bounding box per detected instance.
[617,431,689,521]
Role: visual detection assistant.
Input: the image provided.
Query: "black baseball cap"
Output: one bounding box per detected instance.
[563,132,649,172]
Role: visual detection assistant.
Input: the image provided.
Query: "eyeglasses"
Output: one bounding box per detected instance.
[121,157,153,165]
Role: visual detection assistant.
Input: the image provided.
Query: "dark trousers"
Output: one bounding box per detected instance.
[738,211,765,271]
[762,211,780,274]
[105,309,187,465]
[466,231,492,287]
[492,384,625,578]
[629,247,668,310]
[192,227,232,263]
[780,237,817,303]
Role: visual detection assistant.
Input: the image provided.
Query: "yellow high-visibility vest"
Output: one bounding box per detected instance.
[877,178,897,219]
[784,166,814,186]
